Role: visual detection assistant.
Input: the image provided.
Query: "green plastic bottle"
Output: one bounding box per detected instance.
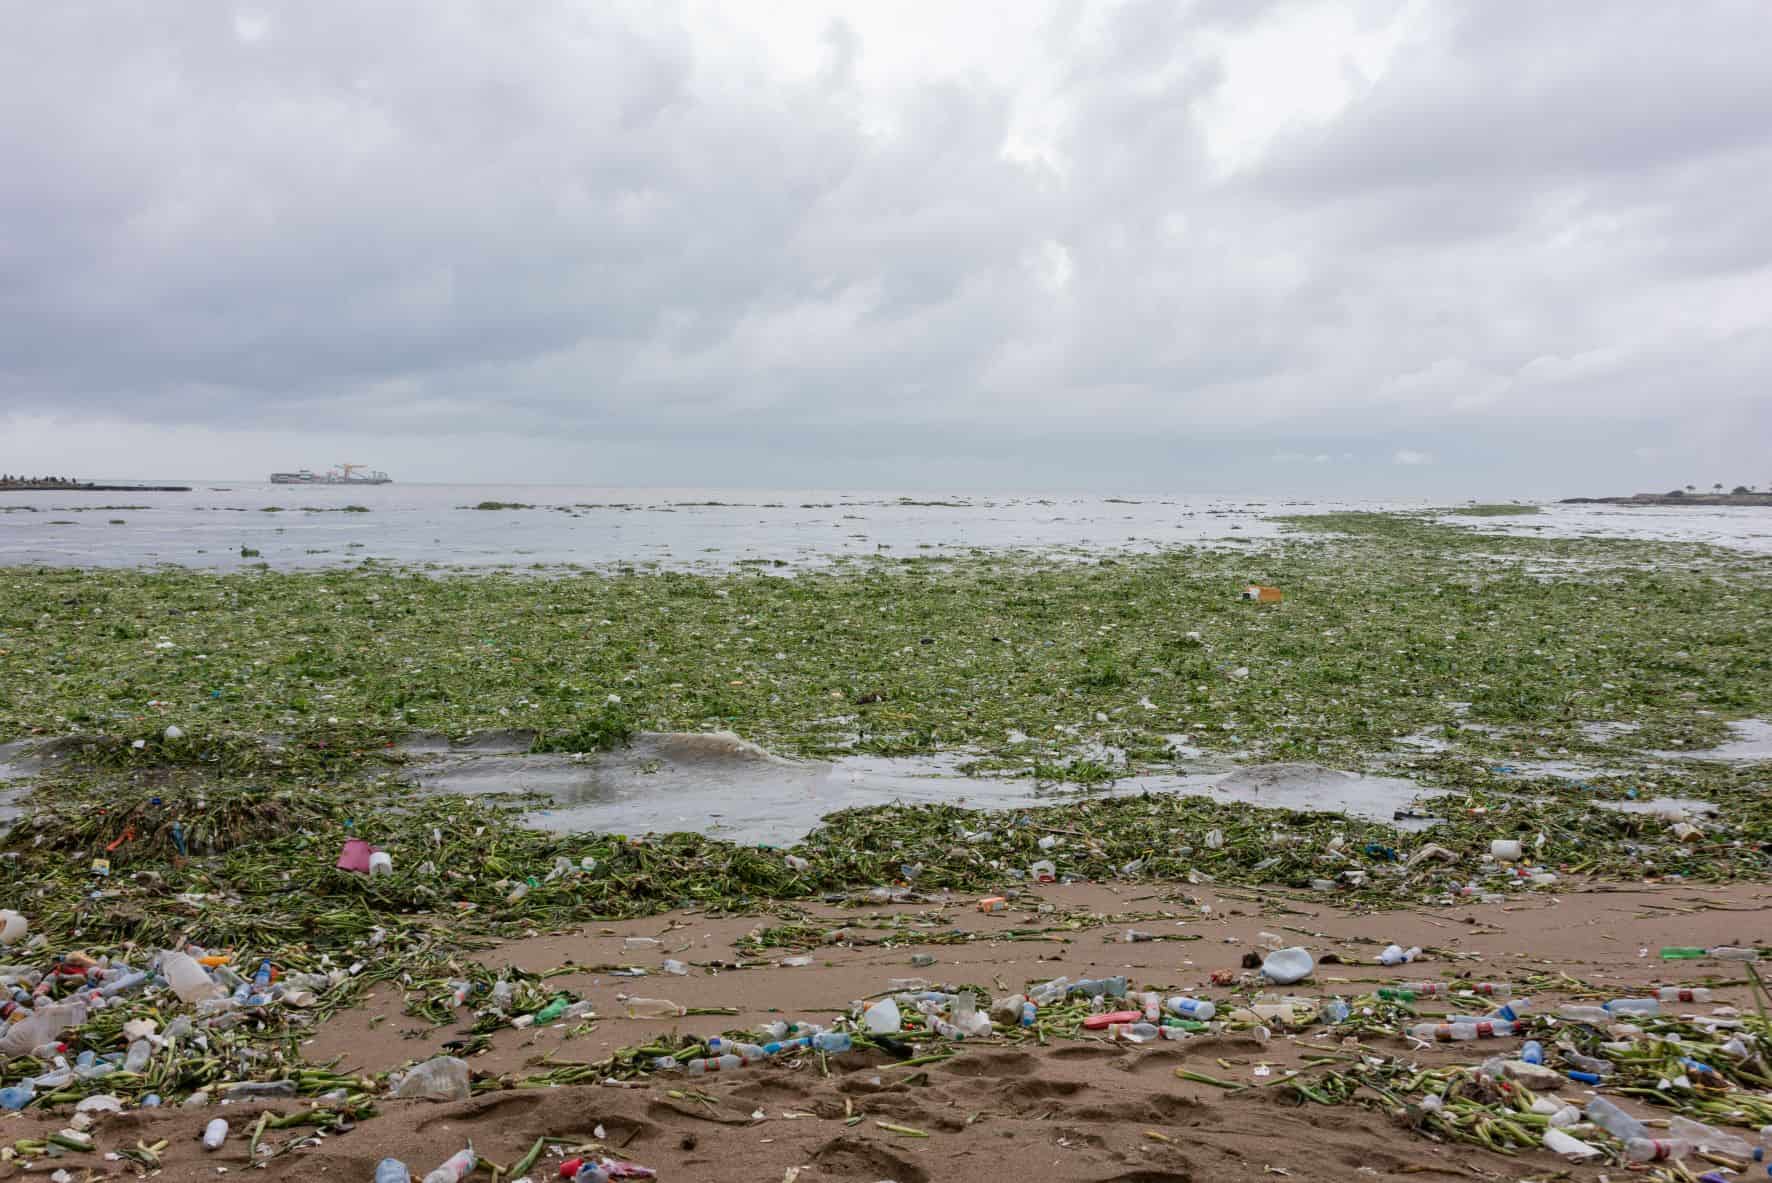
[1659,947,1706,960]
[533,996,570,1023]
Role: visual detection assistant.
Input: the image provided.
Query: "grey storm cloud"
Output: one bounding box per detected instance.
[2,1,1770,492]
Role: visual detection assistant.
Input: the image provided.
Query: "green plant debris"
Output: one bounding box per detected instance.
[2,521,1767,780]
[1447,504,1543,517]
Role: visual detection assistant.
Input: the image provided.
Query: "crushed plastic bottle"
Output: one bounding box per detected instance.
[1544,1127,1601,1160]
[0,1001,88,1057]
[123,1039,151,1074]
[622,997,684,1018]
[159,951,224,1005]
[374,1159,410,1183]
[863,997,901,1034]
[1320,997,1351,1024]
[1069,976,1128,999]
[661,959,688,976]
[1667,1115,1759,1158]
[1520,1040,1543,1065]
[811,1031,852,1053]
[391,1056,471,1102]
[202,1118,229,1150]
[1378,944,1421,966]
[1585,1096,1648,1142]
[1561,1046,1613,1073]
[422,1147,477,1183]
[1260,947,1314,985]
[0,1083,32,1111]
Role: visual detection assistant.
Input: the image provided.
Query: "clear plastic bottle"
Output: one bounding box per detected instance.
[811,1032,851,1053]
[99,969,149,998]
[202,1118,229,1150]
[374,1159,410,1183]
[160,951,223,1005]
[863,997,901,1033]
[1111,1022,1160,1041]
[1709,947,1759,961]
[704,1037,765,1060]
[391,1056,471,1102]
[1520,1039,1543,1065]
[1624,1138,1692,1162]
[124,1039,151,1074]
[1408,1020,1515,1042]
[623,997,684,1018]
[1028,976,1069,1006]
[1555,1004,1612,1023]
[1656,986,1711,1003]
[0,1083,32,1111]
[1564,1051,1612,1075]
[1604,998,1659,1017]
[1585,1096,1648,1142]
[422,1148,477,1183]
[1071,976,1128,999]
[1667,1115,1756,1157]
[687,1054,743,1075]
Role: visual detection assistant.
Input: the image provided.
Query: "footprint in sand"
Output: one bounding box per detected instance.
[811,1134,930,1183]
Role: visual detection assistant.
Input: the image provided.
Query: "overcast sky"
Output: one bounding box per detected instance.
[3,1,1770,495]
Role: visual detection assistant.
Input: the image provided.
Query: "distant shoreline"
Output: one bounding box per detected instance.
[0,480,192,492]
[1560,492,1772,506]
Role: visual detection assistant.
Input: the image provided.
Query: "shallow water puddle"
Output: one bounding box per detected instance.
[1654,718,1772,761]
[0,739,53,825]
[403,732,1444,844]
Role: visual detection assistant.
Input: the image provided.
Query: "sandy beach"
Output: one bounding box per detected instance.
[4,879,1762,1181]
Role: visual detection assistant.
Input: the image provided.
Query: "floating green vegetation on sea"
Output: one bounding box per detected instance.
[2,518,1767,787]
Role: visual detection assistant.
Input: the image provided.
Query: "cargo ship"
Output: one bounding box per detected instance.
[269,464,392,485]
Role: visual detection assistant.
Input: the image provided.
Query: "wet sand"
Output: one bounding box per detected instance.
[31,879,1770,1181]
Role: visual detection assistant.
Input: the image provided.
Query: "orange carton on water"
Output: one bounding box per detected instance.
[977,896,1008,915]
[1240,584,1283,602]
